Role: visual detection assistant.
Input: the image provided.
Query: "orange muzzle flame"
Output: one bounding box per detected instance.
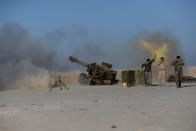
[140,40,168,62]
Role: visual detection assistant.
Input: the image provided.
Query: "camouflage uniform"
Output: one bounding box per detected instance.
[172,60,184,88]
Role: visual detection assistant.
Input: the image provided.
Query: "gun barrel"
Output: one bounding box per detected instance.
[69,56,88,67]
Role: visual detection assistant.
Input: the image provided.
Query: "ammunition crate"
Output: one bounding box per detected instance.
[121,70,144,87]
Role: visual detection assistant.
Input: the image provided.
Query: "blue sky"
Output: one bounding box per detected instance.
[0,0,196,65]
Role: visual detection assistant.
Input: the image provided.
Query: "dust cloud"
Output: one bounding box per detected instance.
[0,22,183,90]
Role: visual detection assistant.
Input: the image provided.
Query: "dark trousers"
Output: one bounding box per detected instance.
[144,71,152,86]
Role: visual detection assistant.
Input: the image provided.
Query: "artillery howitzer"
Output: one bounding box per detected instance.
[69,56,118,85]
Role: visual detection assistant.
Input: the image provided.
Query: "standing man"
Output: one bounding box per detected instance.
[158,57,167,87]
[142,54,156,87]
[172,56,184,88]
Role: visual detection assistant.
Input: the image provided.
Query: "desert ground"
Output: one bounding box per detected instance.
[0,67,196,131]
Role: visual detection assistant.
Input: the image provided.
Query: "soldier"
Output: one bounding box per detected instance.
[172,56,184,88]
[158,57,167,87]
[141,54,156,87]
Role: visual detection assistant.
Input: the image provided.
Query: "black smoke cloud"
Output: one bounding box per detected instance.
[0,22,183,90]
[0,22,103,90]
[0,23,69,71]
[0,22,71,90]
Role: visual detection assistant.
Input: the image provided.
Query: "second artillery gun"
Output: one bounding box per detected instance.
[69,56,118,85]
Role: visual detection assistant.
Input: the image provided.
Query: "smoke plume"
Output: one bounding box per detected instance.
[0,22,183,90]
[126,31,183,66]
[0,23,70,90]
[125,31,183,79]
[72,31,183,70]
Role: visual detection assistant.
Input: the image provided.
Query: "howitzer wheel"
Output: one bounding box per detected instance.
[78,73,90,85]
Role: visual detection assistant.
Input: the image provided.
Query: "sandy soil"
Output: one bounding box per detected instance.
[0,83,196,131]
